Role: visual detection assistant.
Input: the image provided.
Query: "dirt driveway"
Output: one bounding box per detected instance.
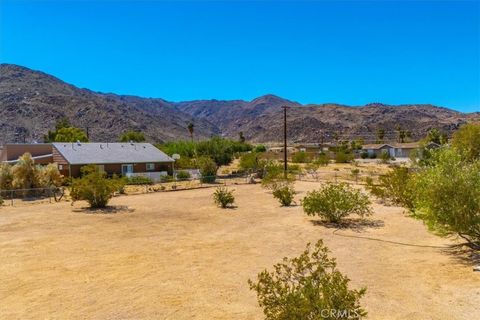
[0,182,478,319]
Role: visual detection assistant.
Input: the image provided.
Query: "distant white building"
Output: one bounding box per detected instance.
[361,142,440,158]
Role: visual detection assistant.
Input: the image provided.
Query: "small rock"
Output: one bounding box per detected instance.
[474,266,480,272]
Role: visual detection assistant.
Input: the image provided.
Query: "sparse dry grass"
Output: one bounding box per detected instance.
[0,181,478,319]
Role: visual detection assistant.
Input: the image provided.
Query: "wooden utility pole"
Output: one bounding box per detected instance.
[282,106,288,179]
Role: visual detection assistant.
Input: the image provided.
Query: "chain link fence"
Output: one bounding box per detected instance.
[0,187,65,206]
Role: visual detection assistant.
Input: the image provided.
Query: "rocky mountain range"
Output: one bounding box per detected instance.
[1,63,478,144]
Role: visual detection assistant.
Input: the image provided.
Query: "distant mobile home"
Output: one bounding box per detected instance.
[362,142,440,158]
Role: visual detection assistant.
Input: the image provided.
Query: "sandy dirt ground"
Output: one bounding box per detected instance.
[0,181,478,319]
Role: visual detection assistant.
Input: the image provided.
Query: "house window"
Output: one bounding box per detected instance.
[146,163,155,171]
[58,164,64,170]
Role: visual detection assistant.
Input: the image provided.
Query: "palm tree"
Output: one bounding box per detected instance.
[239,131,245,143]
[396,125,406,143]
[187,122,194,142]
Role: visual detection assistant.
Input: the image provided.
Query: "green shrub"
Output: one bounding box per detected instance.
[350,168,360,183]
[302,183,372,223]
[451,123,480,162]
[174,156,195,169]
[160,175,174,183]
[198,156,217,183]
[70,165,125,208]
[315,153,330,166]
[118,130,145,143]
[291,151,309,163]
[176,170,191,180]
[261,161,293,187]
[365,166,415,209]
[379,150,390,163]
[254,144,267,153]
[287,164,302,175]
[0,196,4,206]
[213,186,235,208]
[239,152,265,173]
[54,127,89,143]
[272,182,296,206]
[360,151,368,159]
[412,148,480,247]
[126,176,153,185]
[248,240,367,320]
[119,130,145,142]
[335,151,353,163]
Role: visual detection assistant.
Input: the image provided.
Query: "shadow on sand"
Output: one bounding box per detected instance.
[72,205,135,214]
[442,243,480,267]
[310,218,385,233]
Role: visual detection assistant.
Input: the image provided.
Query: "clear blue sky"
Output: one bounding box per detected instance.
[1,1,479,112]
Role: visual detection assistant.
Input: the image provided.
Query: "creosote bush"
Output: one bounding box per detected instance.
[70,165,125,208]
[365,166,415,209]
[253,144,267,153]
[335,151,353,163]
[302,183,372,223]
[176,170,191,180]
[126,176,153,185]
[248,240,367,320]
[412,148,480,247]
[261,161,295,189]
[315,153,330,166]
[239,152,265,174]
[272,182,296,206]
[198,156,217,183]
[213,186,235,208]
[291,151,310,163]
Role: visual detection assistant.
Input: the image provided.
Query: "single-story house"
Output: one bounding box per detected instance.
[52,142,174,180]
[0,143,53,164]
[361,142,440,159]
